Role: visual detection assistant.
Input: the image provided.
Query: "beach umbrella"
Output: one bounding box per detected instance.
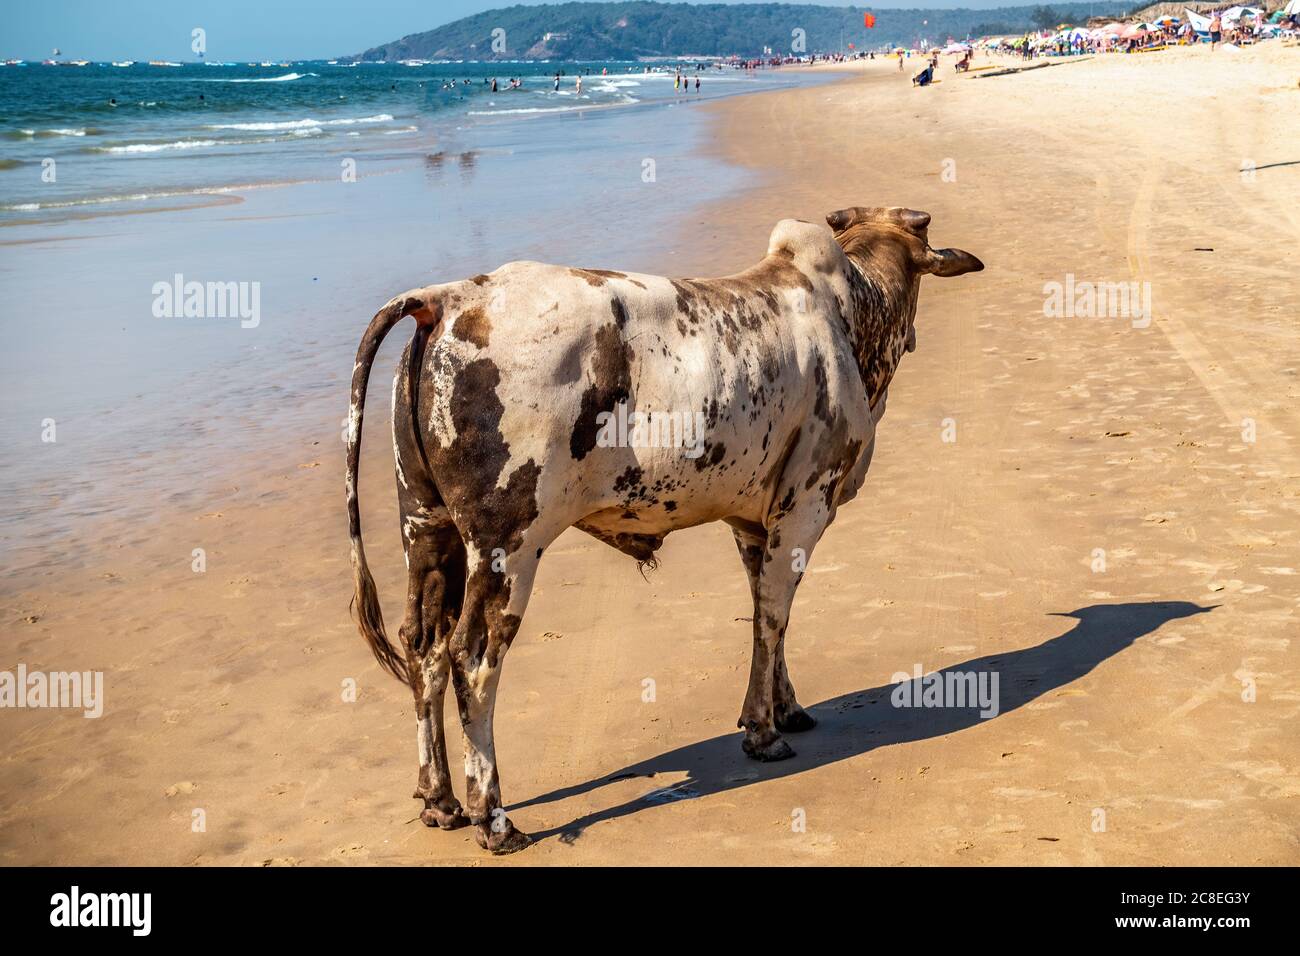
[1222,6,1263,25]
[1121,24,1149,38]
[1099,22,1126,34]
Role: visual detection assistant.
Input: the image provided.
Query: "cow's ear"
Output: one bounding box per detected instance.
[924,247,984,277]
[825,208,860,233]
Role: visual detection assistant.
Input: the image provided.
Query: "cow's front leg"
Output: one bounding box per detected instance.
[399,556,467,830]
[448,551,539,855]
[732,526,815,736]
[738,507,828,761]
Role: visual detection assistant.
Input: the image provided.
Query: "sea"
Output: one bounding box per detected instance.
[0,59,813,222]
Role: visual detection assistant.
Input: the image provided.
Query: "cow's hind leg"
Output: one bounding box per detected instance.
[737,501,831,761]
[448,533,550,854]
[400,516,468,830]
[731,527,816,737]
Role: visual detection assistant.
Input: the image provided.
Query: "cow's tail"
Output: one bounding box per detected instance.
[346,291,440,686]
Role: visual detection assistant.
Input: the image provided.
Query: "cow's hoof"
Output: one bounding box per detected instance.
[742,735,796,762]
[475,821,533,855]
[776,707,817,733]
[419,803,469,830]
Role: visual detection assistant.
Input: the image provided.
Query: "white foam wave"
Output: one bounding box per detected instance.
[467,97,637,116]
[2,179,316,212]
[204,113,393,131]
[95,139,220,154]
[208,71,319,83]
[14,127,91,137]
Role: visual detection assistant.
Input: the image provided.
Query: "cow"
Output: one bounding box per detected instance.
[345,206,983,853]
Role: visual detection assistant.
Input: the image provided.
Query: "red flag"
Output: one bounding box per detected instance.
[864,12,876,29]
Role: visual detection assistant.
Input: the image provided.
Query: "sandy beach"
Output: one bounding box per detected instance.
[2,44,1298,866]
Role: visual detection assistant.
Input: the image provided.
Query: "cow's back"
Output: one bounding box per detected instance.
[412,223,870,535]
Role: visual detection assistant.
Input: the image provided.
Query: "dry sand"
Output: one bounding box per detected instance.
[2,45,1298,865]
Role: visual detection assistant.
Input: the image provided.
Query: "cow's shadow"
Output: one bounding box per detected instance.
[511,600,1214,844]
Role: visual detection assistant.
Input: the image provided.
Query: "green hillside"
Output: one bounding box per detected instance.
[352,1,1134,61]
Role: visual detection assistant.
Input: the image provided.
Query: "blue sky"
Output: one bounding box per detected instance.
[5,0,1055,60]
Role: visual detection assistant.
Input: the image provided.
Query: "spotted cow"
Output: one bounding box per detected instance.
[345,206,983,853]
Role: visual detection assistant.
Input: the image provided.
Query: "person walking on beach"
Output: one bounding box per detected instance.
[695,75,700,92]
[575,75,582,94]
[1209,12,1222,50]
[554,73,560,92]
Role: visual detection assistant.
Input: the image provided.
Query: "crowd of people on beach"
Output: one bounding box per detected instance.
[897,4,1296,85]
[989,6,1297,59]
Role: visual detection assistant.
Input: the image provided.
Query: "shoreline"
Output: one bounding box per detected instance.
[2,46,1298,865]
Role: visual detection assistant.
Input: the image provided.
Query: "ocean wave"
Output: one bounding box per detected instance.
[1,179,316,212]
[203,113,393,131]
[206,72,319,83]
[88,129,324,154]
[468,105,595,115]
[4,127,103,140]
[92,139,221,154]
[467,97,637,116]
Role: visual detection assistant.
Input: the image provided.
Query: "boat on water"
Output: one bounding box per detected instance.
[3,59,25,66]
[111,60,135,67]
[148,60,182,67]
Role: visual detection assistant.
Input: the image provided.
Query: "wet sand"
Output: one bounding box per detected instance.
[2,45,1298,865]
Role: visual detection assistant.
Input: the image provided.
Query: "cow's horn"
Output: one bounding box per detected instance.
[825,208,859,232]
[897,209,932,233]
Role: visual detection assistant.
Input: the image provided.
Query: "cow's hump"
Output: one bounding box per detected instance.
[766,219,842,272]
